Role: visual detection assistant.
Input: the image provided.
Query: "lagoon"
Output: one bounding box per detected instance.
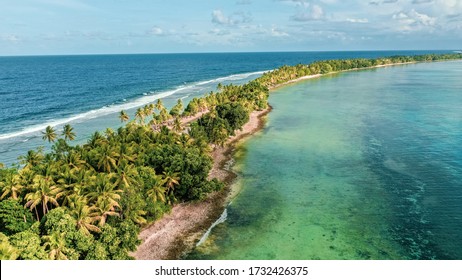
[189,61,462,260]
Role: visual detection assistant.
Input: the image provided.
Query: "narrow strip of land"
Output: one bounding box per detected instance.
[132,108,270,259]
[131,56,462,260]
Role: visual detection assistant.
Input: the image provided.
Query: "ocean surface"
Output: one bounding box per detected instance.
[188,60,462,260]
[0,51,446,166]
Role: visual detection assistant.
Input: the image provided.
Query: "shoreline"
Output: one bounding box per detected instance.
[132,107,271,260]
[267,62,416,90]
[131,59,454,260]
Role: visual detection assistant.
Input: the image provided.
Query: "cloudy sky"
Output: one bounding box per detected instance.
[0,0,461,55]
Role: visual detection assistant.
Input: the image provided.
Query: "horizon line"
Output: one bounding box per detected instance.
[0,49,458,58]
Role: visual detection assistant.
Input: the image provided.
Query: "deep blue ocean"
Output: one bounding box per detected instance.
[0,51,449,165]
[0,51,448,165]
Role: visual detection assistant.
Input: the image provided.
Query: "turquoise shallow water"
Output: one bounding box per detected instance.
[188,61,462,260]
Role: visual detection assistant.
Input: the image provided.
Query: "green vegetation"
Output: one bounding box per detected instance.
[256,53,462,88]
[1,53,461,259]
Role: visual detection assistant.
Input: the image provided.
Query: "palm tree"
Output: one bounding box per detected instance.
[158,108,171,123]
[146,177,166,203]
[19,149,44,168]
[162,170,180,196]
[114,161,138,189]
[0,172,23,200]
[143,104,154,118]
[57,166,79,199]
[42,126,57,143]
[117,143,135,164]
[155,99,165,112]
[24,175,64,221]
[42,232,68,260]
[176,133,194,148]
[176,99,183,112]
[148,118,159,131]
[96,145,120,173]
[87,131,105,148]
[68,198,101,235]
[198,98,208,112]
[62,124,76,141]
[0,239,19,260]
[135,107,146,125]
[173,117,183,133]
[119,110,129,123]
[63,151,86,171]
[95,199,120,226]
[126,209,147,226]
[86,173,122,210]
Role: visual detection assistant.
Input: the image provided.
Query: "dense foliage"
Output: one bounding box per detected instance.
[1,53,461,259]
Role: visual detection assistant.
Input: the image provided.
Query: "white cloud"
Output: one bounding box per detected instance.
[392,9,437,32]
[212,10,231,25]
[211,10,252,26]
[435,0,462,12]
[1,34,20,42]
[320,0,338,4]
[271,26,289,37]
[292,4,324,21]
[411,10,437,25]
[412,0,434,4]
[346,18,369,23]
[209,28,231,36]
[148,27,164,36]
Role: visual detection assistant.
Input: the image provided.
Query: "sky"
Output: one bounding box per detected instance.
[0,0,461,55]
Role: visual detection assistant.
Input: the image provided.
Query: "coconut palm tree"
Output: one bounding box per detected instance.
[198,98,208,112]
[155,99,164,112]
[114,161,138,189]
[162,170,180,196]
[126,209,147,226]
[143,104,154,119]
[0,238,19,260]
[176,133,194,148]
[87,131,105,148]
[63,151,86,171]
[117,143,135,164]
[68,198,101,235]
[94,198,120,226]
[42,126,57,143]
[119,110,129,123]
[19,149,44,168]
[42,231,68,260]
[62,124,76,141]
[104,128,115,140]
[24,175,64,221]
[135,107,146,125]
[86,173,122,210]
[96,145,120,173]
[0,172,23,200]
[172,117,183,133]
[146,177,166,203]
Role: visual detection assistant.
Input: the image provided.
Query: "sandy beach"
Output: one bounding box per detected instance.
[268,74,322,90]
[132,107,271,260]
